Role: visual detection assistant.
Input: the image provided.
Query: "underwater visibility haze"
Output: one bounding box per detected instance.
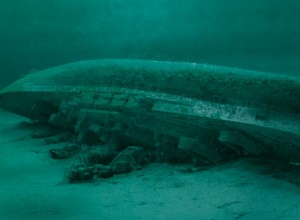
[1,0,300,88]
[0,1,300,220]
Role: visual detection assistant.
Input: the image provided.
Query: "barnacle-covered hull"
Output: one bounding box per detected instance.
[0,59,300,164]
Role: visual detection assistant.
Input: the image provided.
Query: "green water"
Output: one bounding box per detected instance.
[0,2,300,219]
[0,0,299,88]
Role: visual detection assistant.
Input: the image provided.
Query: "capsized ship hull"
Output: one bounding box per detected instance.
[0,59,300,164]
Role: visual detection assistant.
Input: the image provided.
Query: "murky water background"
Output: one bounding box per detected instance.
[0,0,299,88]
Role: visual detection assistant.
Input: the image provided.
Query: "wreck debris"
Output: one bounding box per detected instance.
[109,146,156,173]
[79,145,119,165]
[68,146,155,182]
[68,163,114,182]
[0,59,299,182]
[49,143,80,159]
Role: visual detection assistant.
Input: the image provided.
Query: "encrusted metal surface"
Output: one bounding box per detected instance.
[0,59,299,165]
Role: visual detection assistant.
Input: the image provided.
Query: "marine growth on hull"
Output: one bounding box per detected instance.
[0,59,299,183]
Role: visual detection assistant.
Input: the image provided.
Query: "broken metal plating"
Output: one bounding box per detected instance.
[0,59,299,180]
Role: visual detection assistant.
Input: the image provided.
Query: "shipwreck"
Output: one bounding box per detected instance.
[0,59,299,181]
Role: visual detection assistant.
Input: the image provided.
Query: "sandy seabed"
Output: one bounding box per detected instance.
[0,109,299,220]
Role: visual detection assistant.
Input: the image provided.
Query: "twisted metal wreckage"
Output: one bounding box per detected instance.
[0,59,299,181]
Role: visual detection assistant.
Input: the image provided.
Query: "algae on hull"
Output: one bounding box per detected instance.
[0,59,299,173]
